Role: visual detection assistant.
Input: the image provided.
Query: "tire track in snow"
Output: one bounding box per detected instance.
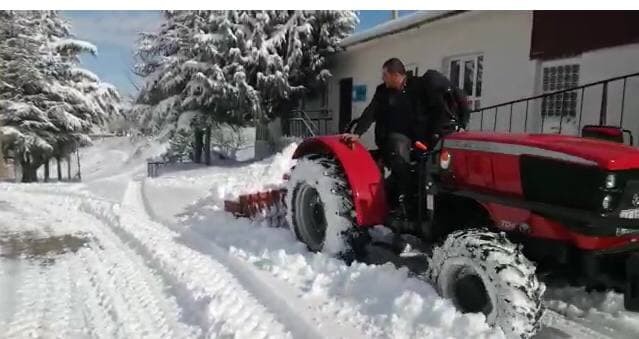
[55,191,195,338]
[79,242,165,338]
[542,298,639,339]
[74,247,128,339]
[81,181,293,339]
[67,200,199,339]
[541,309,609,339]
[40,257,72,338]
[0,189,198,339]
[0,258,20,330]
[65,253,101,339]
[139,179,367,339]
[4,261,46,338]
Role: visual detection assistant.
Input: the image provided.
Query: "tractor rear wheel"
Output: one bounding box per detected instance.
[428,229,545,338]
[285,154,360,259]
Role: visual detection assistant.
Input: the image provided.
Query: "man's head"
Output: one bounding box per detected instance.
[382,58,406,90]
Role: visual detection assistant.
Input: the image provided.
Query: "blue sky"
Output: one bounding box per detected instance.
[62,11,416,99]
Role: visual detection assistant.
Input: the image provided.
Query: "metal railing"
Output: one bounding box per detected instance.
[471,71,639,135]
[288,109,332,138]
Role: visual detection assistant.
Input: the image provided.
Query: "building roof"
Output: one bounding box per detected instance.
[341,10,464,48]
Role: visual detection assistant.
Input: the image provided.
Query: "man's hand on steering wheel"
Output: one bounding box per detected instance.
[340,133,359,149]
[341,133,359,143]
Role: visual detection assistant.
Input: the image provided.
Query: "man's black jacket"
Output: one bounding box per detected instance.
[353,69,470,148]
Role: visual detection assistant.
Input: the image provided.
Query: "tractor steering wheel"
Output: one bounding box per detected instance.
[343,118,361,134]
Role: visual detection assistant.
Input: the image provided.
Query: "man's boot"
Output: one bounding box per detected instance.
[388,194,411,233]
[397,194,408,220]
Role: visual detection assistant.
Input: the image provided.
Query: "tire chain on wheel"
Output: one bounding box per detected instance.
[285,154,359,260]
[427,228,545,339]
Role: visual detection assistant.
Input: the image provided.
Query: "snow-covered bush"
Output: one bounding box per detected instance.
[164,129,193,163]
[210,124,250,160]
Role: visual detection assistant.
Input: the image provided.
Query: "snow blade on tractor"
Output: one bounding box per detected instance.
[224,188,287,227]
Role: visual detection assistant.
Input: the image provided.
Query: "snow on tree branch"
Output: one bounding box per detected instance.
[51,38,98,56]
[132,10,357,138]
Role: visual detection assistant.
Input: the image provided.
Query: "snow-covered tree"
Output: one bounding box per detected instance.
[132,10,357,163]
[251,11,358,119]
[0,11,122,182]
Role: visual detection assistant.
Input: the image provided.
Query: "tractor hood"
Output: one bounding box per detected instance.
[444,132,639,171]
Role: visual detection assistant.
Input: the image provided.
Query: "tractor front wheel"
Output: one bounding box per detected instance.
[285,154,360,259]
[428,229,545,338]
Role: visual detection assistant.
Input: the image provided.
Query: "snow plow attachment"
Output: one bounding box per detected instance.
[224,188,288,227]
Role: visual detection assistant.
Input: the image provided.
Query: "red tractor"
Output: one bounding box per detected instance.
[282,123,639,338]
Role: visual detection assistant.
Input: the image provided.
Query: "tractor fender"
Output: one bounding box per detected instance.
[292,136,388,227]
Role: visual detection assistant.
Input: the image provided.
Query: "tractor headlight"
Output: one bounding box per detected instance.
[440,150,452,170]
[605,174,616,189]
[602,194,613,210]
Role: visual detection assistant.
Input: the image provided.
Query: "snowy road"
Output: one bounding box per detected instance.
[0,189,198,338]
[2,137,639,338]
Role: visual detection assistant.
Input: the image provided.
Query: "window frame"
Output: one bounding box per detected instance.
[447,53,484,110]
[539,59,581,118]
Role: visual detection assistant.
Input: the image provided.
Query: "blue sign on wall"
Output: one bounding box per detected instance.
[352,85,367,102]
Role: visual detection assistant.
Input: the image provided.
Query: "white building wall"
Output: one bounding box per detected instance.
[311,11,639,148]
[324,11,537,148]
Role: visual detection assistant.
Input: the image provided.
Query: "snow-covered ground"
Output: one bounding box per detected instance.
[1,136,639,338]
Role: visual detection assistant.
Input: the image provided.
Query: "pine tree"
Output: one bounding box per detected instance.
[132,11,357,161]
[0,11,121,182]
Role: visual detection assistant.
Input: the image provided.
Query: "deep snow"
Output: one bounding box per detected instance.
[1,135,639,338]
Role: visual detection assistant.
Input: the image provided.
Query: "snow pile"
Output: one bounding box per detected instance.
[212,142,298,201]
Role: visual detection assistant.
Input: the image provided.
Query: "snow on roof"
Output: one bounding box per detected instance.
[340,10,463,48]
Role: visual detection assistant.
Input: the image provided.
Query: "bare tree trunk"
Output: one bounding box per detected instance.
[20,159,37,183]
[193,130,203,164]
[44,160,50,182]
[204,127,211,166]
[56,156,62,181]
[76,149,81,181]
[66,155,71,180]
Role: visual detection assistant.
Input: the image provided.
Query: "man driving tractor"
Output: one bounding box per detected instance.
[342,58,471,218]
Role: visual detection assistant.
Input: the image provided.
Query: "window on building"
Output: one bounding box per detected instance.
[541,64,580,118]
[448,54,483,110]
